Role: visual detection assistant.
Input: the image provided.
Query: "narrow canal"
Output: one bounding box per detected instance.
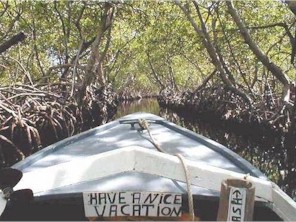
[114,99,296,200]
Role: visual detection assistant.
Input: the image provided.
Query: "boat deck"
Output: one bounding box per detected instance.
[13,113,265,197]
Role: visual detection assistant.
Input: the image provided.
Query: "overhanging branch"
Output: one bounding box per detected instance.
[0,32,26,54]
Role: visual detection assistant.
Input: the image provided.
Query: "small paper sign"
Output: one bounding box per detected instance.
[227,187,247,221]
[83,191,182,218]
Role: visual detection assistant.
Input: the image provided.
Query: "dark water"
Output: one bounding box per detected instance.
[115,99,296,200]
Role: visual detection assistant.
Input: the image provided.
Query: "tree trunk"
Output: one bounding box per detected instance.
[176,1,252,106]
[0,32,26,54]
[286,1,296,16]
[147,51,166,90]
[77,3,115,105]
[226,1,291,103]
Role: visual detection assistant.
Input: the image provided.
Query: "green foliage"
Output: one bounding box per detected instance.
[0,0,295,95]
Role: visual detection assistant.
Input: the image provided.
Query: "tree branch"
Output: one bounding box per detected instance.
[226,1,291,103]
[176,1,252,106]
[146,51,166,90]
[194,69,217,92]
[0,32,26,54]
[78,3,115,105]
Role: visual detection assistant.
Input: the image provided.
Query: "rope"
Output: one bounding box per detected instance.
[138,119,165,153]
[138,118,195,221]
[176,154,195,221]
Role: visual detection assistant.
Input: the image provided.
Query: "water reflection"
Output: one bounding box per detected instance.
[115,99,295,200]
[114,99,160,119]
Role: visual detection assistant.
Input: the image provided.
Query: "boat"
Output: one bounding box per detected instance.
[0,112,295,221]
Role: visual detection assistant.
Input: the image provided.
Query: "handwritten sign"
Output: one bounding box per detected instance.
[227,187,246,221]
[83,191,182,218]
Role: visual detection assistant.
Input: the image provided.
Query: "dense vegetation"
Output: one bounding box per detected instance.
[0,1,294,95]
[1,1,296,196]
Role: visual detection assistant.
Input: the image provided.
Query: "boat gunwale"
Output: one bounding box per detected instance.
[159,119,267,179]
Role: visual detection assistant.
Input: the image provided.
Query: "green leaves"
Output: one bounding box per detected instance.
[0,0,295,96]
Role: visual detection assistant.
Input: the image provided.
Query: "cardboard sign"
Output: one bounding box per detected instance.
[227,187,246,221]
[83,191,182,218]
